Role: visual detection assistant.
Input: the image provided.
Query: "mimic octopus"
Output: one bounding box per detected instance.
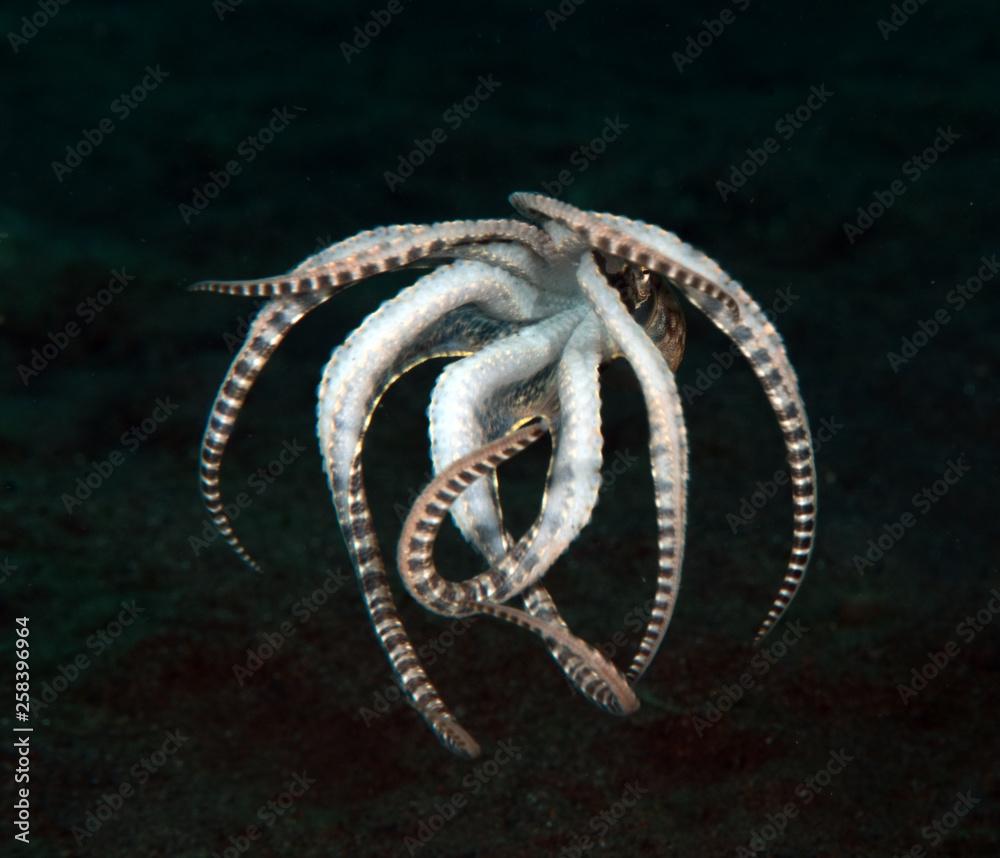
[194,192,816,758]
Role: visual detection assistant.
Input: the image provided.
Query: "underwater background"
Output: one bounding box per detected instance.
[1,0,997,855]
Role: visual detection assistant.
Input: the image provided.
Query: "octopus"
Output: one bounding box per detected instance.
[194,192,816,758]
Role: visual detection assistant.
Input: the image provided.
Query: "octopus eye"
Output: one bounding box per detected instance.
[594,252,687,372]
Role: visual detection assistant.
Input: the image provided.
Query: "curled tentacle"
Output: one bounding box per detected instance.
[318,262,548,758]
[428,311,637,713]
[428,307,586,565]
[398,421,638,716]
[422,315,610,611]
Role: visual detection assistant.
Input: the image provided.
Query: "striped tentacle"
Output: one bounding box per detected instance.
[422,314,609,612]
[398,423,637,716]
[318,262,547,757]
[509,192,740,321]
[681,280,816,642]
[191,219,556,297]
[199,222,446,568]
[200,293,330,571]
[576,253,689,684]
[555,195,815,638]
[518,585,627,715]
[428,307,586,571]
[427,316,634,714]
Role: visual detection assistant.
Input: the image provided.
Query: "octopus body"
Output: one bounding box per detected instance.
[195,193,816,758]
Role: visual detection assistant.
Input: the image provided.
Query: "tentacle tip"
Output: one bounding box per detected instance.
[619,693,641,716]
[508,191,545,220]
[445,728,481,759]
[240,555,263,574]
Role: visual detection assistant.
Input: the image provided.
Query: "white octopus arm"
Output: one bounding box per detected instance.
[427,306,588,566]
[316,262,543,758]
[576,252,690,682]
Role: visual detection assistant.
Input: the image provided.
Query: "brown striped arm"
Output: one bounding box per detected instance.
[509,192,740,321]
[398,422,638,716]
[199,293,331,571]
[575,253,690,685]
[190,219,556,298]
[682,282,817,642]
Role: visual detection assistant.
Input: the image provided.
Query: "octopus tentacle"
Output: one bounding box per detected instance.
[200,293,332,571]
[518,584,630,715]
[511,195,814,643]
[680,281,816,642]
[509,192,740,320]
[428,307,586,565]
[428,319,633,713]
[398,422,638,716]
[418,313,609,610]
[559,203,816,641]
[195,192,816,755]
[577,252,689,683]
[198,222,472,570]
[318,262,547,757]
[191,219,556,297]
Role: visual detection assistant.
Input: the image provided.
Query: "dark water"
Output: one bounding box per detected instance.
[2,1,998,855]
